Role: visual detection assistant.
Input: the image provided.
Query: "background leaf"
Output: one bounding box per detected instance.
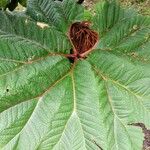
[27,0,84,32]
[0,0,9,9]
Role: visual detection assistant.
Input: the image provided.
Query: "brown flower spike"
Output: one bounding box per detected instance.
[68,21,99,59]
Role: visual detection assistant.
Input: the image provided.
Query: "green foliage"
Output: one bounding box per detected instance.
[0,0,9,9]
[0,0,150,149]
[18,0,26,7]
[27,0,84,32]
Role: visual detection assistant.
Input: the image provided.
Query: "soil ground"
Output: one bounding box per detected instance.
[17,0,150,15]
[84,0,150,15]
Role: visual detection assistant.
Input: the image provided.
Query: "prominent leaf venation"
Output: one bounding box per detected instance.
[27,0,84,32]
[0,99,38,148]
[0,57,71,113]
[93,64,144,149]
[0,69,76,149]
[0,53,63,78]
[0,31,49,53]
[92,65,150,112]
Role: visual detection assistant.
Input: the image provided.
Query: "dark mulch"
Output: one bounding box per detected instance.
[129,123,150,150]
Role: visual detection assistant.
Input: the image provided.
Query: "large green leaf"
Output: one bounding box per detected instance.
[0,0,150,150]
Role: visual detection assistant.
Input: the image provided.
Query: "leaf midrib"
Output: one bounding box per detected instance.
[0,53,69,78]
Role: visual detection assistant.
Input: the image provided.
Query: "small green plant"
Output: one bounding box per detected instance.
[0,0,150,149]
